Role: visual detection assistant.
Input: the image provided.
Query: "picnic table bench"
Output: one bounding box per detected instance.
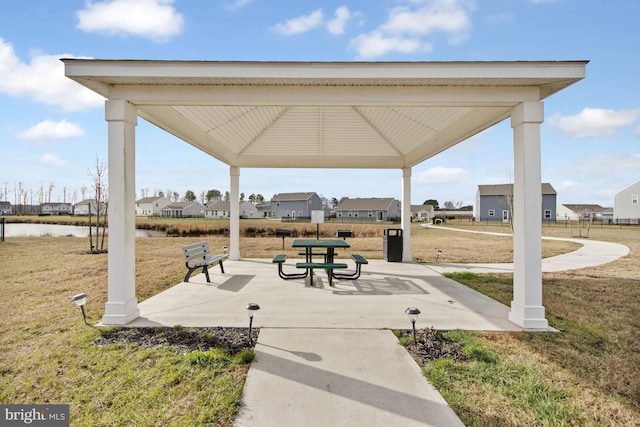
[295,261,348,287]
[182,241,228,283]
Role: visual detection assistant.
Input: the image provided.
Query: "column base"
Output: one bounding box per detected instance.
[101,299,140,325]
[508,301,549,330]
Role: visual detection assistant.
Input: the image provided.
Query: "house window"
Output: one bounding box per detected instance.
[488,209,495,216]
[544,210,551,219]
[633,195,638,204]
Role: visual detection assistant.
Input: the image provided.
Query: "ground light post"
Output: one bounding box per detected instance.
[404,307,421,344]
[246,303,260,345]
[71,293,89,325]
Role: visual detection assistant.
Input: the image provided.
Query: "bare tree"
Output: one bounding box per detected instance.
[88,157,108,253]
[502,171,514,231]
[47,183,55,203]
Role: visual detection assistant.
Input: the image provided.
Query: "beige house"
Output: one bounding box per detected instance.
[135,196,171,217]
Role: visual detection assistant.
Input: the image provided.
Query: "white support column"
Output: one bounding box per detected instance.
[229,166,241,260]
[401,167,412,262]
[102,100,139,325]
[509,101,548,330]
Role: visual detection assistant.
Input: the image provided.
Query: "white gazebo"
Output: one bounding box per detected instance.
[63,59,587,329]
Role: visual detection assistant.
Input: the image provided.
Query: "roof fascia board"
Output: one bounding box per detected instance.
[63,59,587,81]
[110,85,541,106]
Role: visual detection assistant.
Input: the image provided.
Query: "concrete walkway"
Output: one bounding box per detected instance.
[235,329,464,427]
[423,225,630,274]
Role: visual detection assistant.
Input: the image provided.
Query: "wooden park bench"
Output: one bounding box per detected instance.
[182,241,229,283]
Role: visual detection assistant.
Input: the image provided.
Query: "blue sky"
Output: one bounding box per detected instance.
[0,0,638,208]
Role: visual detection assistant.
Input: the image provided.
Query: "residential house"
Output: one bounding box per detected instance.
[410,204,434,222]
[475,183,556,222]
[335,198,401,222]
[162,201,206,218]
[270,192,322,219]
[74,199,107,216]
[135,196,171,217]
[255,201,271,218]
[206,201,260,219]
[556,204,607,221]
[614,179,640,223]
[40,202,72,216]
[0,201,12,215]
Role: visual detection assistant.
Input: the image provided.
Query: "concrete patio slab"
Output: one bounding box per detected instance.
[127,259,521,332]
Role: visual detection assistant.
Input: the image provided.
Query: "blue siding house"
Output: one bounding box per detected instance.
[271,192,322,219]
[475,183,556,223]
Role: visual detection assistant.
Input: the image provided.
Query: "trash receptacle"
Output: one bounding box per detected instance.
[383,228,403,262]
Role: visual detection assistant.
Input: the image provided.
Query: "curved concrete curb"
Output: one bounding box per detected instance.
[423,225,630,274]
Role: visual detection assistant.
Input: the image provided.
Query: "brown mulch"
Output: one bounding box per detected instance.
[94,327,257,355]
[95,326,467,364]
[398,328,468,364]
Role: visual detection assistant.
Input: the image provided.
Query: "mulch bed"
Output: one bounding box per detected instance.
[94,327,257,355]
[95,326,467,365]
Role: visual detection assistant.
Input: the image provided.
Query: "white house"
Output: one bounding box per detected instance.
[206,201,259,219]
[74,199,107,216]
[556,204,610,222]
[41,202,72,216]
[410,205,434,222]
[135,196,171,217]
[614,180,640,223]
[162,201,206,218]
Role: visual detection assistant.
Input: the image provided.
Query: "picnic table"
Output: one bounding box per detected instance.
[291,239,350,286]
[272,239,368,287]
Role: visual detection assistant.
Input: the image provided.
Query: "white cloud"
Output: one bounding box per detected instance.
[573,153,640,176]
[39,153,67,167]
[224,0,253,10]
[350,0,475,59]
[350,32,427,58]
[271,9,324,35]
[76,0,184,42]
[548,107,640,138]
[18,120,85,141]
[0,38,104,112]
[556,180,582,193]
[327,7,352,35]
[413,166,471,184]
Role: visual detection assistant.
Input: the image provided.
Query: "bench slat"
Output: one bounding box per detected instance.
[351,254,368,264]
[272,254,288,263]
[181,241,228,283]
[295,263,348,269]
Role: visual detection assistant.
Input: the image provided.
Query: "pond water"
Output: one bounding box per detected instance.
[2,223,163,238]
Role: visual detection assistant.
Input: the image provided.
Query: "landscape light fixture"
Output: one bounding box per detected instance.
[404,307,421,344]
[223,245,228,254]
[246,303,260,345]
[435,249,442,262]
[71,293,89,325]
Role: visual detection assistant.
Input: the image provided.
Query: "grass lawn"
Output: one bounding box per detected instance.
[0,217,638,425]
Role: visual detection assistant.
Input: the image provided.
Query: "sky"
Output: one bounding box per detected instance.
[0,0,638,208]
